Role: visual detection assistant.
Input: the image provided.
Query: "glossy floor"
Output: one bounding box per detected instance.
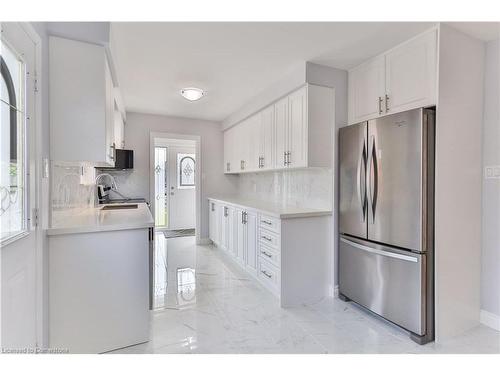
[110,234,500,354]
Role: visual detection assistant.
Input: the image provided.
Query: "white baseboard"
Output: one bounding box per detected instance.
[480,310,500,331]
[198,238,212,246]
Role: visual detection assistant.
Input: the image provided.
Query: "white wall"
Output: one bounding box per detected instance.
[118,112,238,239]
[435,24,485,340]
[481,39,500,322]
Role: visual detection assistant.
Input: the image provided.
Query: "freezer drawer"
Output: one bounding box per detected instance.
[339,235,426,336]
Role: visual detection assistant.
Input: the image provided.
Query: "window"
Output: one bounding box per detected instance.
[1,38,27,243]
[177,153,195,189]
[154,146,168,227]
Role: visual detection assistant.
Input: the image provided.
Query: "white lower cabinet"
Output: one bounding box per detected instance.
[208,198,331,307]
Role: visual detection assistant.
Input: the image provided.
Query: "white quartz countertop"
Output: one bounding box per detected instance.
[208,196,332,219]
[47,203,154,236]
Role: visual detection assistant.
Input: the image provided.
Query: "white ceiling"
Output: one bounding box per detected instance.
[110,22,498,122]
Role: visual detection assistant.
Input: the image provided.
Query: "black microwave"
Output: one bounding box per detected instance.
[114,149,134,169]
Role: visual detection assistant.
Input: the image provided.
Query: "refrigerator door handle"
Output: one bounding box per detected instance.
[357,138,367,222]
[368,135,379,223]
[340,237,418,263]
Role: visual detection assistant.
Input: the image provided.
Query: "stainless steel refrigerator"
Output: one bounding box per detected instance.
[338,108,435,344]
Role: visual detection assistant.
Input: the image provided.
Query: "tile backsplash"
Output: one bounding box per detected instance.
[237,168,333,210]
[51,162,96,211]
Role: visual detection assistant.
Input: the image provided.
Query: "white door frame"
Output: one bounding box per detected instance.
[0,22,43,348]
[149,132,201,244]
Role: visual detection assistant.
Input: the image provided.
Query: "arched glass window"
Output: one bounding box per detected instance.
[1,55,17,161]
[1,37,27,242]
[177,154,195,188]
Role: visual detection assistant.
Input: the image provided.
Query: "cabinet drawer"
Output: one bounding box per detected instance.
[259,228,280,251]
[259,244,280,268]
[258,257,280,293]
[259,214,280,233]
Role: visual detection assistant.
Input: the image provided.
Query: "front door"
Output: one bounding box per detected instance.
[167,146,195,230]
[1,23,40,348]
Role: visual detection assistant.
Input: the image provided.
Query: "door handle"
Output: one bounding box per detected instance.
[357,137,368,223]
[368,135,379,224]
[340,237,418,263]
[378,97,383,115]
[283,152,287,166]
[385,94,390,112]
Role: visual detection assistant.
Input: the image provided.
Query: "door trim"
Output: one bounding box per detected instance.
[0,22,44,348]
[149,132,201,244]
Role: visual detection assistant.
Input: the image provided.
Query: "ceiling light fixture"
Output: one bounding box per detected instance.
[180,87,205,101]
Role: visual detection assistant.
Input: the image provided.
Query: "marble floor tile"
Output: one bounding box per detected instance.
[109,235,500,354]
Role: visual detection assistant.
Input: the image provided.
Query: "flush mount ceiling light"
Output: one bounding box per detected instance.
[180,87,205,101]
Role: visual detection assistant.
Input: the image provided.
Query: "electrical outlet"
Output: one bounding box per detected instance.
[485,165,500,179]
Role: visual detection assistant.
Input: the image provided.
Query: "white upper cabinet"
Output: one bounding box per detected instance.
[49,36,115,166]
[113,88,126,150]
[348,56,385,124]
[259,105,275,170]
[287,86,308,169]
[348,28,437,125]
[246,114,261,172]
[274,96,289,169]
[385,29,437,115]
[223,84,333,174]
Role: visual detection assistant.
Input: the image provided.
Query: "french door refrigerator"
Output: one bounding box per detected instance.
[338,108,435,344]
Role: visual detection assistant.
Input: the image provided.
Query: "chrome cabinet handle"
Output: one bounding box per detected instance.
[261,220,272,225]
[259,156,264,168]
[286,151,291,165]
[261,235,272,242]
[261,270,272,279]
[211,203,215,211]
[283,152,287,166]
[109,144,115,160]
[378,97,383,115]
[224,207,228,217]
[240,160,245,170]
[261,250,273,258]
[226,162,230,172]
[385,94,390,112]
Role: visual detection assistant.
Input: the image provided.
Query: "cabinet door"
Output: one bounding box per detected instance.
[220,206,228,251]
[104,58,115,166]
[246,114,260,172]
[227,206,235,256]
[244,211,258,274]
[385,30,437,115]
[236,120,250,172]
[113,109,125,149]
[236,210,246,264]
[216,203,223,246]
[223,129,232,173]
[209,201,217,242]
[260,105,274,170]
[274,96,289,169]
[348,55,385,124]
[288,86,308,168]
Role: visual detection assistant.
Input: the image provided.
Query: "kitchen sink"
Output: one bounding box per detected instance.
[101,204,139,210]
